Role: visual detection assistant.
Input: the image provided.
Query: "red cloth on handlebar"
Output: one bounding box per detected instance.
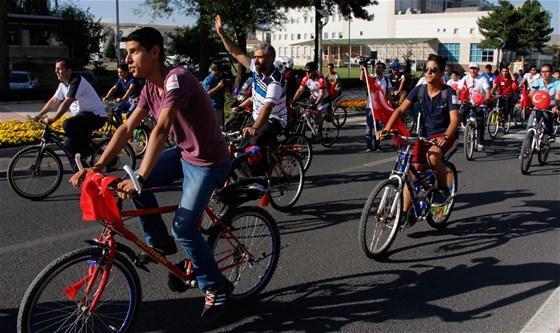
[80,172,122,225]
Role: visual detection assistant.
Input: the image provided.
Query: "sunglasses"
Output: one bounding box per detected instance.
[424,66,440,74]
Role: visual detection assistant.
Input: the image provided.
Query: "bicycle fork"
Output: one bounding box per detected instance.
[377,176,403,220]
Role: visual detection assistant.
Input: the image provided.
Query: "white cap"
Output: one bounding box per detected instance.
[469,62,480,69]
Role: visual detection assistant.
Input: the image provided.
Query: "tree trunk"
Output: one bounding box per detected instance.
[0,0,9,93]
[234,31,247,89]
[198,19,211,80]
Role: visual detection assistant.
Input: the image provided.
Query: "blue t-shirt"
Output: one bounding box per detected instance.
[531,78,560,107]
[202,73,225,110]
[116,73,140,98]
[406,84,459,137]
[482,72,496,89]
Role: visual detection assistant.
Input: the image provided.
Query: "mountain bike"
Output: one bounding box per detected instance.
[464,103,487,161]
[519,108,556,175]
[292,100,340,148]
[358,133,458,260]
[224,131,305,212]
[7,120,136,200]
[331,95,348,128]
[101,101,149,158]
[17,152,280,333]
[487,95,511,139]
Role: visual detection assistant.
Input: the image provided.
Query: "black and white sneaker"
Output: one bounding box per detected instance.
[201,278,234,322]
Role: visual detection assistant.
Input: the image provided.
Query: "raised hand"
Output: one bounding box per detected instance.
[215,15,224,33]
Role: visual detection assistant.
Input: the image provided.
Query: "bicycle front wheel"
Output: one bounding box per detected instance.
[208,206,280,302]
[90,139,137,177]
[283,134,313,172]
[268,151,304,211]
[320,118,340,148]
[333,105,347,128]
[358,179,402,259]
[503,113,511,134]
[7,146,63,200]
[464,122,476,161]
[18,247,141,333]
[538,137,550,165]
[520,130,535,175]
[487,109,499,139]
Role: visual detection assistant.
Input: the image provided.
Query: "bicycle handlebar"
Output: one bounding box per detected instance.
[123,165,142,195]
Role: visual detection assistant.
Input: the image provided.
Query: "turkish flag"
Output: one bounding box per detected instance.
[363,67,410,137]
[80,172,122,226]
[520,86,532,108]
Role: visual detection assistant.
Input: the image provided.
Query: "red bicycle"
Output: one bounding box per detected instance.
[17,151,280,333]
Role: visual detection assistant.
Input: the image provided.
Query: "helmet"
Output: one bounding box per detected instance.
[389,61,400,69]
[532,90,552,110]
[472,92,485,105]
[274,57,286,74]
[284,57,294,69]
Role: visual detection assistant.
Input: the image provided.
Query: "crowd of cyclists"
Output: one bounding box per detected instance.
[17,12,559,328]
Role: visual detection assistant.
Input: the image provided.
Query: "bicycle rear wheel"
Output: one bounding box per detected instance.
[90,139,136,177]
[283,134,313,172]
[464,122,476,161]
[18,247,141,333]
[426,161,457,229]
[208,206,280,302]
[268,151,304,211]
[513,105,523,127]
[333,105,347,128]
[129,126,149,158]
[320,118,340,148]
[538,137,550,165]
[520,130,535,175]
[358,179,402,259]
[487,109,499,139]
[7,146,63,200]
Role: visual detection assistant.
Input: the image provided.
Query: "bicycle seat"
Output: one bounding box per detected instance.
[215,177,268,206]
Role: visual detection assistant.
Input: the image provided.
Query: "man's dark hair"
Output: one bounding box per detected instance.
[55,58,73,70]
[118,64,129,71]
[327,63,334,68]
[123,27,165,64]
[427,54,446,71]
[305,62,318,71]
[375,61,386,69]
[541,64,554,72]
[530,65,537,70]
[485,64,492,70]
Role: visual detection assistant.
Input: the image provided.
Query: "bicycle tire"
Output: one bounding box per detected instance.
[402,109,416,133]
[520,130,535,175]
[538,137,550,165]
[18,247,141,333]
[268,151,304,211]
[130,126,149,158]
[320,118,340,148]
[333,105,347,128]
[358,179,402,259]
[513,106,523,127]
[7,146,63,200]
[283,134,313,172]
[487,109,499,139]
[426,161,458,229]
[90,139,137,177]
[207,206,280,302]
[464,122,476,161]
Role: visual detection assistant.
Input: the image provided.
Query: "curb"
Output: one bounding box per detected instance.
[520,287,560,333]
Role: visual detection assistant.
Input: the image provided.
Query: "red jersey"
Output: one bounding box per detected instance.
[494,76,514,96]
[300,73,330,99]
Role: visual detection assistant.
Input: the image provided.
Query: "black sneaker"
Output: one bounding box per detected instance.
[432,187,451,206]
[137,236,178,265]
[201,278,234,322]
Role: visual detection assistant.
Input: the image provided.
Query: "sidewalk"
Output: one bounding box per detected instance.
[0,101,52,122]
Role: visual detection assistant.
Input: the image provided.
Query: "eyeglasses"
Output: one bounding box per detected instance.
[424,66,440,74]
[541,70,550,73]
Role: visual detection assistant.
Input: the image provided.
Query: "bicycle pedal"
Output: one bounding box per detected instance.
[167,274,196,293]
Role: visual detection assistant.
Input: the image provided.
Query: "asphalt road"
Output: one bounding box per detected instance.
[0,118,559,333]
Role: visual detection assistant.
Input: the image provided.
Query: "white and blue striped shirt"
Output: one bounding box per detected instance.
[250,59,287,127]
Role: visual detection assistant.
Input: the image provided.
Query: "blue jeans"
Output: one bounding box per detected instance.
[365,108,381,148]
[133,147,231,290]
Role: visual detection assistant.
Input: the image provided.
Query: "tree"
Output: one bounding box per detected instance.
[478,0,553,63]
[55,5,105,68]
[167,25,221,68]
[103,28,117,61]
[0,0,9,93]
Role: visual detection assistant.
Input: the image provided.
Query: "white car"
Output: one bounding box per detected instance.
[10,71,39,90]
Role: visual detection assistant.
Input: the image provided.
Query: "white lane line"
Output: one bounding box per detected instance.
[0,226,99,256]
[520,287,560,333]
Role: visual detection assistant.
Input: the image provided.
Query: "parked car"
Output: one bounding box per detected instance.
[9,71,39,90]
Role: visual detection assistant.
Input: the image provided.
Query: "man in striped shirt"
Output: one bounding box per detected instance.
[215,15,287,150]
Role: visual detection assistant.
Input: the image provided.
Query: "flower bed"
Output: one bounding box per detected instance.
[338,99,366,111]
[0,118,66,148]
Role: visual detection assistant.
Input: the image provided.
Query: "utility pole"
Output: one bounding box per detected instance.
[115,0,121,64]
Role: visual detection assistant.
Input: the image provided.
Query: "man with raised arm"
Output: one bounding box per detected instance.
[70,27,232,322]
[215,15,287,157]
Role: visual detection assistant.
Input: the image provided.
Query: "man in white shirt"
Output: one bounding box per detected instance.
[520,65,541,90]
[35,58,106,160]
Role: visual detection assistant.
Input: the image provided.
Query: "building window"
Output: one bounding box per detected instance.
[331,32,336,38]
[438,43,460,63]
[278,34,281,41]
[290,47,294,57]
[437,28,440,32]
[296,47,300,58]
[284,33,288,40]
[443,28,446,32]
[324,32,328,39]
[310,34,314,39]
[297,18,300,24]
[291,18,295,24]
[291,33,294,40]
[454,28,458,35]
[339,33,343,38]
[311,17,314,24]
[470,43,494,62]
[360,31,363,36]
[297,33,301,40]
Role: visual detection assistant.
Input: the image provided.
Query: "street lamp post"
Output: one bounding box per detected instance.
[115,0,121,64]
